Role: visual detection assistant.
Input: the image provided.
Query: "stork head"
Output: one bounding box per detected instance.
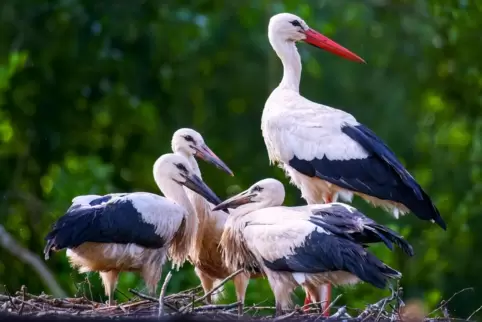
[172,128,234,176]
[212,178,285,213]
[154,153,222,206]
[268,13,365,63]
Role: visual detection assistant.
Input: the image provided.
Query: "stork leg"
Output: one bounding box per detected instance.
[303,283,331,317]
[195,267,215,304]
[233,272,250,316]
[319,193,334,317]
[100,270,119,306]
[320,284,332,317]
[302,286,313,312]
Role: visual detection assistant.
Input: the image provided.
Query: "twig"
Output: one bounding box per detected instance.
[322,294,342,315]
[128,288,178,312]
[193,302,241,312]
[4,285,18,310]
[273,309,297,321]
[19,285,26,315]
[246,306,277,311]
[375,298,388,322]
[429,287,473,316]
[330,305,348,319]
[174,284,202,295]
[0,225,66,297]
[128,289,157,302]
[158,271,173,317]
[301,300,324,312]
[120,300,151,309]
[179,268,244,313]
[467,304,482,321]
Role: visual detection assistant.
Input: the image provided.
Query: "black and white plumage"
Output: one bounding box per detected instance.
[261,13,443,313]
[44,153,222,306]
[214,179,412,316]
[261,12,445,229]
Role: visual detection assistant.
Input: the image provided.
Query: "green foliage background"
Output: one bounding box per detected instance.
[0,0,481,318]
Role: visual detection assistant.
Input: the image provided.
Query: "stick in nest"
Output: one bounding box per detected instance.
[158,271,173,318]
[128,288,178,312]
[178,268,245,313]
[428,287,473,317]
[467,304,482,321]
[18,285,26,315]
[3,285,18,311]
[193,302,240,312]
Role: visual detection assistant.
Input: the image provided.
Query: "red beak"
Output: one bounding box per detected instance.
[303,29,365,64]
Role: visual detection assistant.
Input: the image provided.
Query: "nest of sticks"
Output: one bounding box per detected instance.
[0,272,477,322]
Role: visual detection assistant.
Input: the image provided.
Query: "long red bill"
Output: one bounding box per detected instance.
[304,29,366,64]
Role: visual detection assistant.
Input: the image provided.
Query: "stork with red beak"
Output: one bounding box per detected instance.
[261,13,446,316]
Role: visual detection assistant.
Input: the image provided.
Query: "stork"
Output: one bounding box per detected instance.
[261,12,445,314]
[213,178,413,316]
[171,128,255,313]
[43,153,221,306]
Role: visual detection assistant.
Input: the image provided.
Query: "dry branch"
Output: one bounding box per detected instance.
[158,271,173,317]
[0,285,477,321]
[179,268,244,313]
[0,224,66,298]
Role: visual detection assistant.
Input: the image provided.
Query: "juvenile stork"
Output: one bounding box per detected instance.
[261,12,445,312]
[213,179,413,316]
[171,128,254,311]
[44,153,221,306]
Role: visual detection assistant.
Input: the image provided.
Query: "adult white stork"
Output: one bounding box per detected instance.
[43,153,222,306]
[171,128,255,313]
[213,178,413,316]
[261,12,445,313]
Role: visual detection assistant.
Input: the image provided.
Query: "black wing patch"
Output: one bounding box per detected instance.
[288,123,446,230]
[44,197,165,260]
[262,230,400,289]
[309,204,414,256]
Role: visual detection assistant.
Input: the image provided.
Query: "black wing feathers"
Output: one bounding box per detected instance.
[287,123,446,230]
[263,231,400,289]
[309,204,414,256]
[44,197,165,260]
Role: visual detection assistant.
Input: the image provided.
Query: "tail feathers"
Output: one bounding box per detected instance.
[369,224,414,257]
[364,226,394,251]
[42,206,97,260]
[380,264,402,279]
[344,247,401,289]
[409,190,446,230]
[43,238,55,260]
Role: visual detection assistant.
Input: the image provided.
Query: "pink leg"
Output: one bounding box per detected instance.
[303,291,312,312]
[320,284,332,317]
[321,193,334,317]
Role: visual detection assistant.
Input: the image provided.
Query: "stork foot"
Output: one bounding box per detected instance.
[237,302,244,316]
[274,303,290,317]
[106,299,117,307]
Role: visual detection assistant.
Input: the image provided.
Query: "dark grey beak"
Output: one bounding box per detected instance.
[212,190,256,212]
[194,144,234,176]
[182,174,222,206]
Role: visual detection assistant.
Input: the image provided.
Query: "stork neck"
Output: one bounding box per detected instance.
[270,36,302,92]
[175,150,202,178]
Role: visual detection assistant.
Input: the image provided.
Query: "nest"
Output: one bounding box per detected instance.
[0,279,476,321]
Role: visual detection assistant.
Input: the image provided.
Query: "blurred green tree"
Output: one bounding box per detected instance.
[0,0,481,318]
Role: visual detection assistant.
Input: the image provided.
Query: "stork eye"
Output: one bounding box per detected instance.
[290,20,302,28]
[175,163,188,172]
[184,135,194,143]
[252,186,263,192]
